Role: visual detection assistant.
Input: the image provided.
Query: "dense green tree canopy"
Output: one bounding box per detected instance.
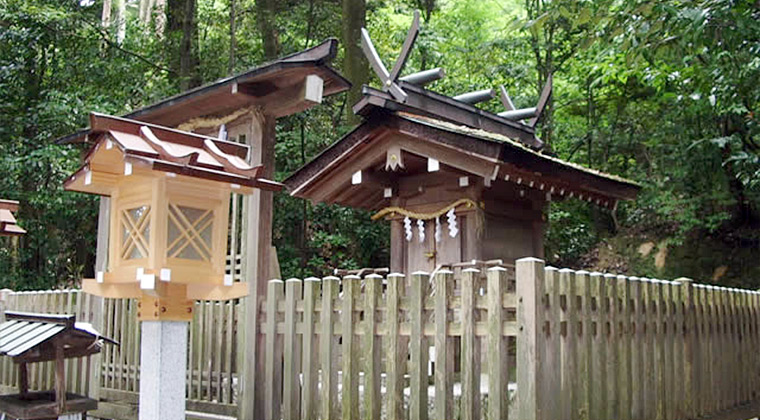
[1,0,757,290]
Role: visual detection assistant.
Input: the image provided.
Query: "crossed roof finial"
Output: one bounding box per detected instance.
[359,10,553,148]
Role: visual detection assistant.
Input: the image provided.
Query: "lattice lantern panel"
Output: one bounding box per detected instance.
[167,204,213,261]
[121,205,151,260]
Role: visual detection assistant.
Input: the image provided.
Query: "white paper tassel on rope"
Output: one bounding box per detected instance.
[417,219,425,243]
[447,208,458,238]
[435,217,442,243]
[404,216,413,241]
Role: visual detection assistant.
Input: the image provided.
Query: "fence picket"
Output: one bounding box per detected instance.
[543,267,561,420]
[434,270,453,420]
[409,271,429,420]
[616,275,631,420]
[487,267,509,420]
[320,276,340,420]
[575,271,592,420]
[385,273,405,420]
[341,275,360,420]
[590,272,607,420]
[283,278,303,420]
[264,279,284,420]
[301,278,320,420]
[460,268,481,420]
[559,268,576,420]
[630,277,644,419]
[364,273,382,420]
[516,257,545,420]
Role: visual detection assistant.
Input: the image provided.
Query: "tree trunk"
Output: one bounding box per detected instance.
[255,0,280,60]
[341,0,369,125]
[228,0,236,75]
[166,0,201,90]
[115,0,126,44]
[101,0,112,28]
[154,0,166,35]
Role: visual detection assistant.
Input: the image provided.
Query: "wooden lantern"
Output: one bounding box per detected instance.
[65,113,281,321]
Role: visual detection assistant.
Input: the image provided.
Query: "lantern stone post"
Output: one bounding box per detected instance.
[64,113,281,420]
[139,321,188,419]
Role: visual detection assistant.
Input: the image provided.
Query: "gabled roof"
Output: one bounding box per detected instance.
[0,312,116,361]
[0,199,25,236]
[354,82,542,149]
[56,39,351,144]
[285,112,640,210]
[64,113,282,195]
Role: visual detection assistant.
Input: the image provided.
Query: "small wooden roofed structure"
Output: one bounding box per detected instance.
[0,311,116,419]
[0,199,25,236]
[285,12,641,273]
[285,112,640,272]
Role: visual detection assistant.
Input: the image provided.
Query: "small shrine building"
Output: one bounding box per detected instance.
[285,15,640,273]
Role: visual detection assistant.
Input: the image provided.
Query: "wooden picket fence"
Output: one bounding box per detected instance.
[255,258,760,420]
[2,257,760,420]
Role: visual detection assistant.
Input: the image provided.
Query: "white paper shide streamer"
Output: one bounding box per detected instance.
[404,216,413,242]
[417,219,425,243]
[435,217,442,243]
[447,208,458,238]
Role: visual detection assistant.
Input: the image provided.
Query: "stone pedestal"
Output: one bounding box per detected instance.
[139,321,188,420]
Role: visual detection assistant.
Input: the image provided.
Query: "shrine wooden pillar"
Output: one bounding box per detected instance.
[240,110,276,419]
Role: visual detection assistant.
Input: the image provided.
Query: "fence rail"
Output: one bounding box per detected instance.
[1,258,759,420]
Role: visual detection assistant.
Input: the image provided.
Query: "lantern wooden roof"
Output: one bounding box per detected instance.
[56,39,350,143]
[285,112,641,210]
[64,113,282,196]
[0,200,25,236]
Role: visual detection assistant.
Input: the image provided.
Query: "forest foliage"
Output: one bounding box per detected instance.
[0,0,758,290]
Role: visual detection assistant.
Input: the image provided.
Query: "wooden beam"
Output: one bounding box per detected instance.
[234,75,325,118]
[0,199,19,212]
[388,10,420,82]
[55,344,66,414]
[400,68,445,86]
[18,363,28,395]
[529,74,552,128]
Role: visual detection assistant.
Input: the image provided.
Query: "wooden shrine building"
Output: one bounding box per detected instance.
[285,13,641,273]
[0,311,116,420]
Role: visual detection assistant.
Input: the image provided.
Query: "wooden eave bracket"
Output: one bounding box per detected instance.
[232,74,325,118]
[0,199,20,212]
